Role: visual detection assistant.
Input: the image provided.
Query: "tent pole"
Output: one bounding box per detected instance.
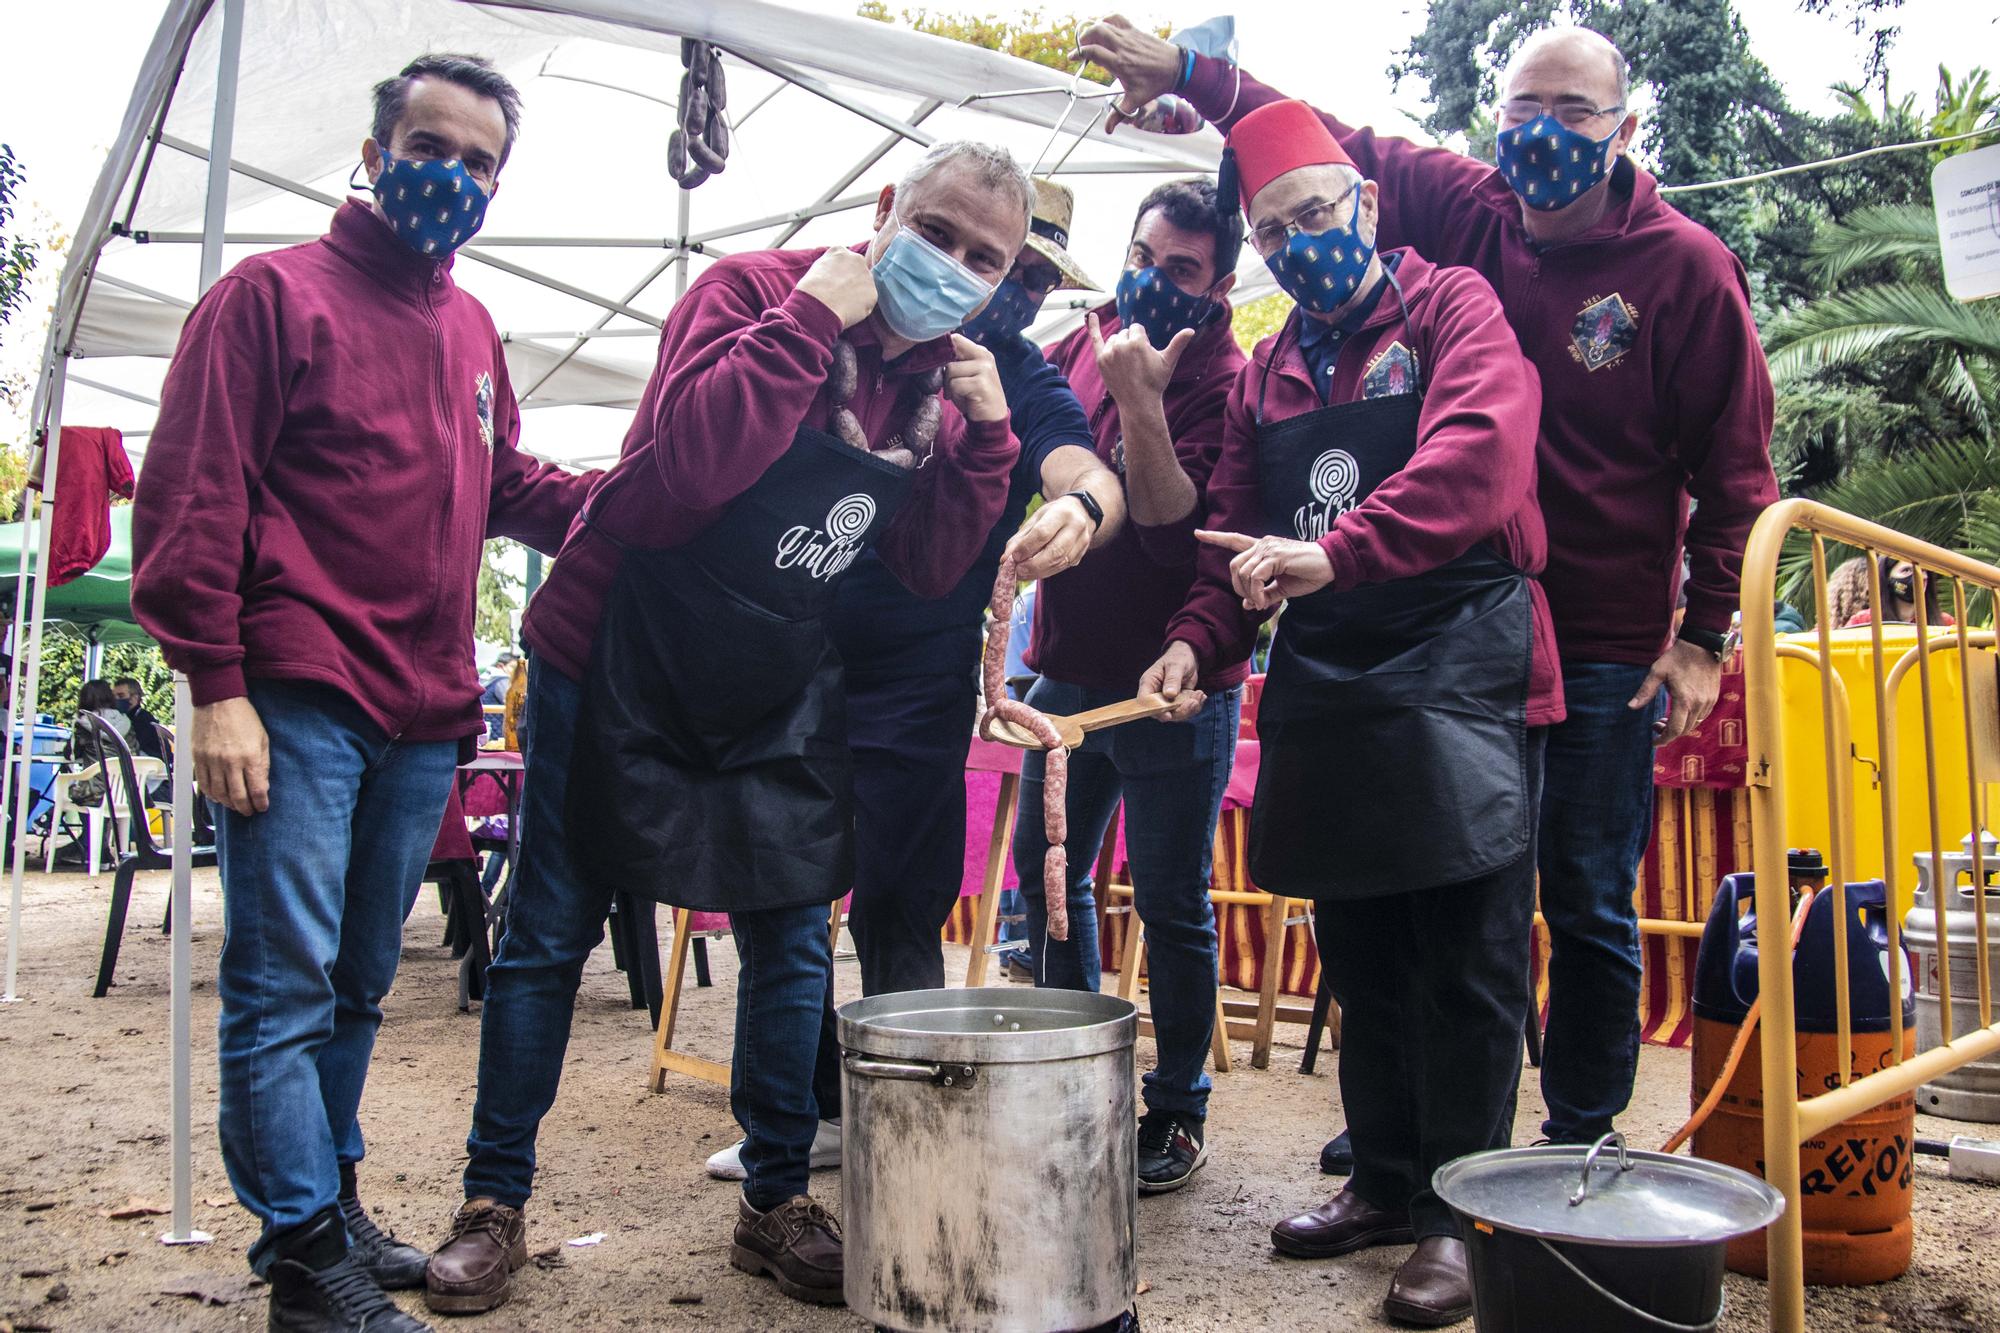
[0,363,65,1006]
[84,631,103,683]
[675,187,691,300]
[162,0,241,1251]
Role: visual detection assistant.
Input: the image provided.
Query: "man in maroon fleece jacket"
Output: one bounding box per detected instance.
[1083,18,1778,1155]
[1148,99,1553,1326]
[130,55,591,1333]
[429,141,1024,1315]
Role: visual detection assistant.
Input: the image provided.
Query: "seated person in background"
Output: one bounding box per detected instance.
[1845,555,1951,627]
[64,678,132,809]
[111,675,167,761]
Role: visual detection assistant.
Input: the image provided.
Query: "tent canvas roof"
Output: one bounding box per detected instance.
[41,0,1276,476]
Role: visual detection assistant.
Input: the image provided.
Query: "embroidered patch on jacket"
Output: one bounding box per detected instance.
[1569,293,1639,372]
[1360,342,1420,398]
[474,371,496,451]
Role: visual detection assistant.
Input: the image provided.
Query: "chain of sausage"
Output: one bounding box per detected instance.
[980,556,1070,941]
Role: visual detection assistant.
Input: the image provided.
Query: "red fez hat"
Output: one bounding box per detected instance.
[1221,100,1356,210]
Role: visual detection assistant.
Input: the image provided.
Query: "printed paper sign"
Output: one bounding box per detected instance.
[1932,141,2000,303]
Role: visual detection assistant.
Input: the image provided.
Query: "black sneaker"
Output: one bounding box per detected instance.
[1319,1128,1354,1175]
[338,1192,428,1291]
[267,1209,432,1332]
[1136,1109,1208,1195]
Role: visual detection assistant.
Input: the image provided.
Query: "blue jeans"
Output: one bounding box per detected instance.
[1011,678,1238,1120]
[212,680,457,1273]
[463,658,832,1212]
[1536,661,1665,1143]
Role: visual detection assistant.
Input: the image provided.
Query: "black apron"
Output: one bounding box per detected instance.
[567,424,913,912]
[1247,326,1535,901]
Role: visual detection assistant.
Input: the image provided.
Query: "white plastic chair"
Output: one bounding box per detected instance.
[46,757,166,875]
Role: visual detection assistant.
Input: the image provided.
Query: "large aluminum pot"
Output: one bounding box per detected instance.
[839,987,1137,1333]
[1908,832,2000,1120]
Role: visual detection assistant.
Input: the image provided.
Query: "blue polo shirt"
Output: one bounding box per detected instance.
[830,331,1092,678]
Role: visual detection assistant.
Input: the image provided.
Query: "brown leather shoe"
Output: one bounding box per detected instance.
[1270,1187,1416,1259]
[424,1198,528,1315]
[729,1194,844,1306]
[1383,1236,1474,1327]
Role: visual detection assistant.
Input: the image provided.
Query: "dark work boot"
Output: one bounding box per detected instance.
[266,1207,432,1332]
[1319,1128,1354,1175]
[338,1164,427,1292]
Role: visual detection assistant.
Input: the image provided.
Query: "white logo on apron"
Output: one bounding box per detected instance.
[775,493,876,581]
[1294,449,1358,541]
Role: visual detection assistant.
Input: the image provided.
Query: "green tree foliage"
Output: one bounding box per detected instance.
[855,5,1168,84]
[477,538,523,646]
[0,145,36,336]
[1230,291,1293,356]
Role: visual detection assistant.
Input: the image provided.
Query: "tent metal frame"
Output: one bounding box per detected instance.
[3,0,1233,1258]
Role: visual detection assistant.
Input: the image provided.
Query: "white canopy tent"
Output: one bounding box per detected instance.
[2,0,1275,1248]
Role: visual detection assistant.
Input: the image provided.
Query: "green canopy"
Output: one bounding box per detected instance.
[0,506,151,645]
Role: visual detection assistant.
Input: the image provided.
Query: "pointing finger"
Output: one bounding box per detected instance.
[1196,529,1257,553]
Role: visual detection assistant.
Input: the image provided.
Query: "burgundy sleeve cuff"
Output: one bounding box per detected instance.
[188,663,249,707]
[960,415,1018,460]
[781,287,847,346]
[1165,624,1222,678]
[1680,595,1736,639]
[1320,529,1366,591]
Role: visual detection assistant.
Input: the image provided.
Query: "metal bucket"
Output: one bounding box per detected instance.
[1435,1134,1784,1333]
[838,987,1137,1333]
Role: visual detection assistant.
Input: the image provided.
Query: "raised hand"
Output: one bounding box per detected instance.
[1072,15,1185,133]
[1089,311,1194,409]
[943,333,1008,423]
[797,246,878,329]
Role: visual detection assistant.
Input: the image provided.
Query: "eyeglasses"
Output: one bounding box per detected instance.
[1012,261,1064,299]
[1248,185,1359,258]
[1498,98,1625,129]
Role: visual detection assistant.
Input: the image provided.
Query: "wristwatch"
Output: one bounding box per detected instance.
[1062,489,1105,532]
[1677,625,1728,661]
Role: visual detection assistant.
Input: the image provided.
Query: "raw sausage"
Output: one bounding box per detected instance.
[981,555,1070,941]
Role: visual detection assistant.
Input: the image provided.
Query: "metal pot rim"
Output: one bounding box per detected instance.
[838,987,1138,1065]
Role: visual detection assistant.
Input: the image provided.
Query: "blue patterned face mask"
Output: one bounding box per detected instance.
[1495,114,1618,212]
[1263,183,1375,316]
[960,277,1044,345]
[872,216,996,343]
[372,154,490,257]
[1114,267,1214,349]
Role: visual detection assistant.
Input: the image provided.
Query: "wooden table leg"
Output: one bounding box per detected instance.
[1251,893,1286,1070]
[1210,969,1234,1074]
[964,771,1019,988]
[649,907,730,1090]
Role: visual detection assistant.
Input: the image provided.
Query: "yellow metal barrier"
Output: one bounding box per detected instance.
[1742,499,2000,1332]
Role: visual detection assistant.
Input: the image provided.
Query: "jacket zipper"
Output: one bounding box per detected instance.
[413,266,455,738]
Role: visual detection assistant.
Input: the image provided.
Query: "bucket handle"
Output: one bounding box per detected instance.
[1533,1238,1723,1333]
[843,1054,978,1088]
[1570,1131,1634,1206]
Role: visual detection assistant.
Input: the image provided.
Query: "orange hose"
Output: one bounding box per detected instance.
[1660,889,1817,1155]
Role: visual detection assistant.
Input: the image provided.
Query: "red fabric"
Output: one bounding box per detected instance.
[429,783,476,863]
[45,427,133,585]
[522,245,1021,684]
[1184,56,1779,668]
[1168,249,1564,726]
[1028,304,1249,693]
[1226,99,1356,202]
[132,200,595,739]
[1653,650,1749,789]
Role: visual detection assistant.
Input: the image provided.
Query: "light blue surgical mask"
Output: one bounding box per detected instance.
[871,217,996,343]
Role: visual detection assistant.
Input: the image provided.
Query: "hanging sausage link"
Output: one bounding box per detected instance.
[980,555,1070,941]
[668,38,730,189]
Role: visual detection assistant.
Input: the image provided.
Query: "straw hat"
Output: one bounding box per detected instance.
[1022,177,1100,292]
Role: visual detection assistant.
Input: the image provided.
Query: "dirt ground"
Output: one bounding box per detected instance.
[1,864,1996,1333]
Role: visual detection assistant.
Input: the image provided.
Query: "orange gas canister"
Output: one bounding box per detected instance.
[1690,863,1918,1285]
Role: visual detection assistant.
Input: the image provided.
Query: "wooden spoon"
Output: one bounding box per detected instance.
[979,693,1179,751]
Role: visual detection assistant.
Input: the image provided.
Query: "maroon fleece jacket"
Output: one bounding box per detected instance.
[132,200,594,743]
[1027,302,1250,693]
[522,246,1020,683]
[1168,250,1564,726]
[1183,56,1778,666]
